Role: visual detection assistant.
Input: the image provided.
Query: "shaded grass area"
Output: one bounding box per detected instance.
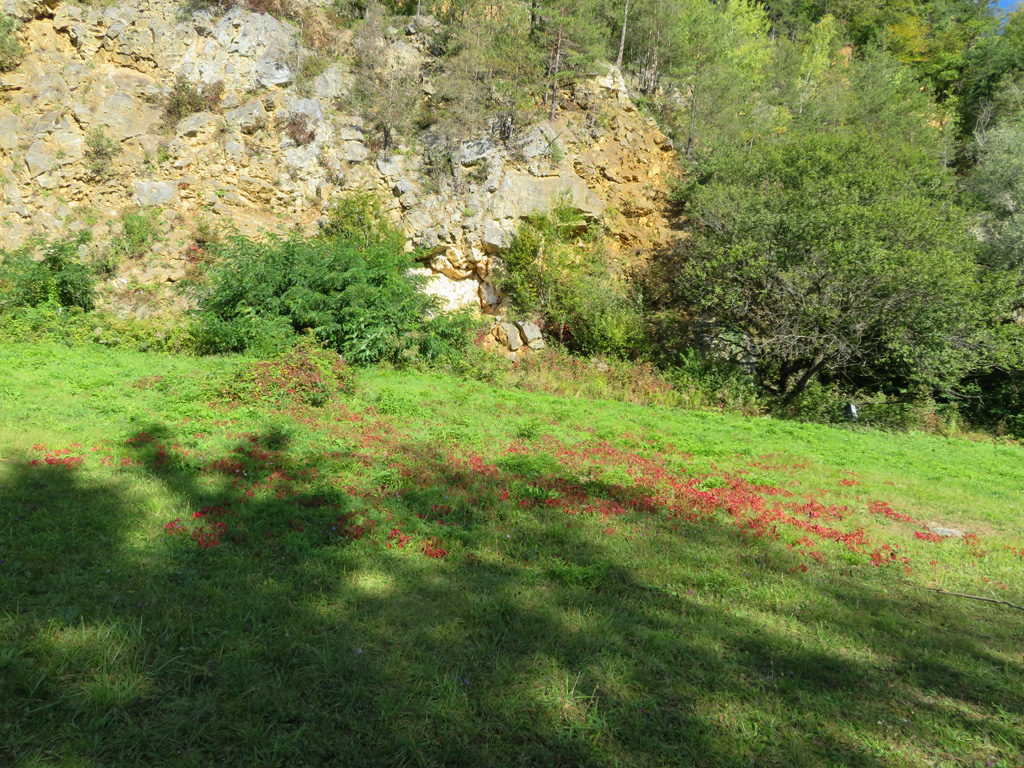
[1,344,1023,767]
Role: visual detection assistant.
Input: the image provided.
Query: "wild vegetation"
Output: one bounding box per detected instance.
[0,12,22,72]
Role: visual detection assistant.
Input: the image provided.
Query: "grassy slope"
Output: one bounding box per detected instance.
[1,343,1022,768]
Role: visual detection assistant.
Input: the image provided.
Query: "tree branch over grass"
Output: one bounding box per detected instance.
[925,587,1024,612]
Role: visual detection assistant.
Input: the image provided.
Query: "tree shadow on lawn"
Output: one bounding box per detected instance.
[1,425,1022,768]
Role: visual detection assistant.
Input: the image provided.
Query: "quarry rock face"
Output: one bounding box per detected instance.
[0,0,678,321]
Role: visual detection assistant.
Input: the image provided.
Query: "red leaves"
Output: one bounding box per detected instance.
[191,521,228,549]
[165,506,231,550]
[388,527,412,549]
[29,445,85,469]
[422,537,449,558]
[868,500,916,524]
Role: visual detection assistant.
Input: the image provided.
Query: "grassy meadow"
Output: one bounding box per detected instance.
[1,342,1023,767]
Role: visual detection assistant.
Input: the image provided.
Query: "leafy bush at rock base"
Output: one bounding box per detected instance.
[194,229,471,365]
[0,234,95,312]
[496,202,643,359]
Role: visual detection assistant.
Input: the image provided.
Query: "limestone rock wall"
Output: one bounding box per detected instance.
[0,0,678,316]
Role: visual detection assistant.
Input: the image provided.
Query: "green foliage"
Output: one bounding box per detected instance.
[667,131,996,402]
[110,208,161,263]
[955,10,1024,137]
[321,191,400,249]
[0,13,22,72]
[532,0,608,119]
[350,4,423,150]
[374,386,420,416]
[431,0,544,140]
[0,234,95,312]
[497,202,642,358]
[962,368,1024,439]
[0,303,196,352]
[195,230,469,365]
[963,116,1024,280]
[84,128,121,179]
[771,380,956,433]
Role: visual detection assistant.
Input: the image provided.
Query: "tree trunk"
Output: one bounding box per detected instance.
[638,28,660,94]
[685,82,697,157]
[616,0,630,70]
[781,354,828,405]
[549,25,563,122]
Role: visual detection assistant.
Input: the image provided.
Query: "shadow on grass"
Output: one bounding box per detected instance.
[1,422,1022,768]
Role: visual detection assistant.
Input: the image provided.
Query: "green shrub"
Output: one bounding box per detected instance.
[0,234,95,312]
[496,201,643,358]
[0,13,22,72]
[111,208,161,262]
[321,191,400,249]
[85,128,121,179]
[0,303,196,352]
[771,380,847,425]
[666,351,765,415]
[961,370,1024,439]
[195,229,470,365]
[162,77,224,131]
[773,381,961,434]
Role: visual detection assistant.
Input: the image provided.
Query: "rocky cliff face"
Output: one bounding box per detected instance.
[0,0,678,316]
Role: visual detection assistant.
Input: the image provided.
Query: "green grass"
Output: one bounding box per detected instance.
[1,343,1023,767]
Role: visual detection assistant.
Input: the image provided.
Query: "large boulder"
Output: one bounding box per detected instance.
[94,92,158,141]
[24,140,56,177]
[224,100,267,133]
[409,268,482,312]
[494,321,523,351]
[516,320,545,349]
[133,180,177,207]
[0,115,19,151]
[489,170,602,221]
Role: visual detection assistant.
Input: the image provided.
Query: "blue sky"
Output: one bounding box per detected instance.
[997,0,1020,10]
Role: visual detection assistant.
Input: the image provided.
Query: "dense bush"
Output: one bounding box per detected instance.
[960,368,1024,439]
[667,131,997,404]
[195,227,471,364]
[496,202,643,358]
[0,234,95,312]
[320,191,401,249]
